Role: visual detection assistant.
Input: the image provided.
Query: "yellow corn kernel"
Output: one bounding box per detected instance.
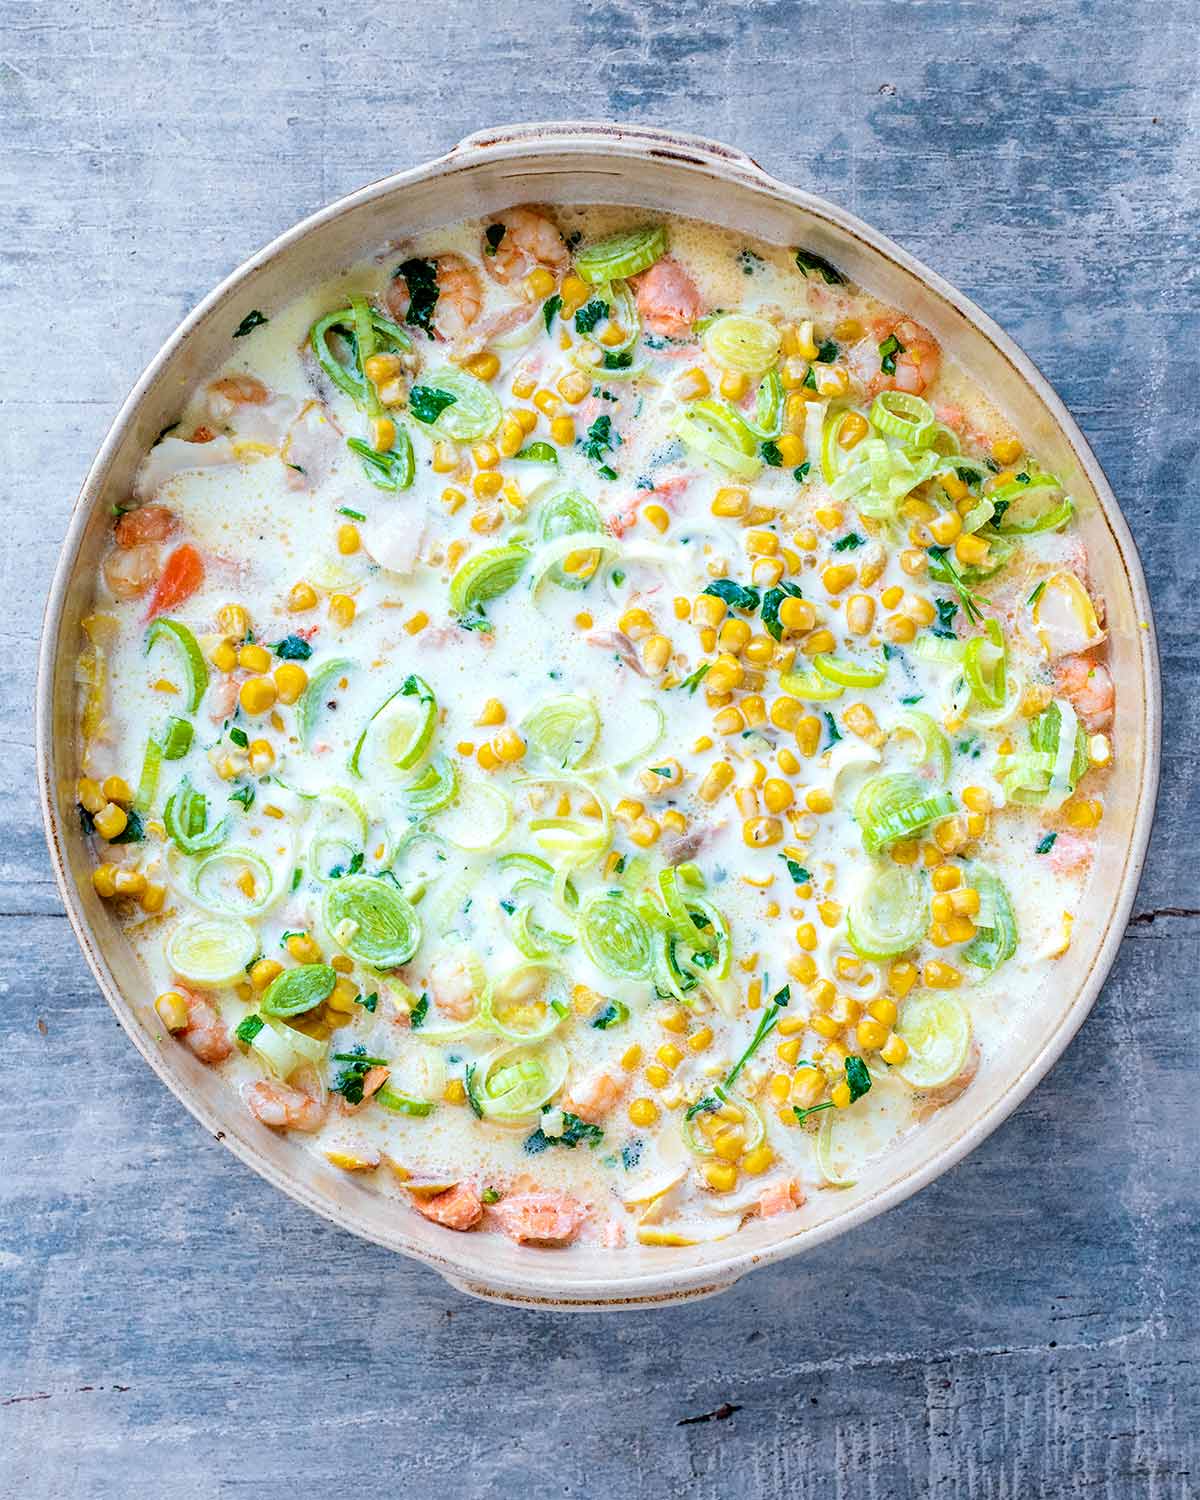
[1066,797,1104,829]
[443,1078,467,1105]
[549,415,575,447]
[98,776,132,809]
[791,1066,824,1107]
[843,702,882,745]
[821,562,857,595]
[878,1033,909,1067]
[248,958,283,991]
[809,1013,841,1040]
[215,602,250,641]
[273,662,308,705]
[707,485,750,522]
[139,882,166,913]
[788,956,817,987]
[239,677,277,716]
[944,913,977,943]
[328,593,356,630]
[880,584,903,611]
[838,411,869,450]
[885,615,917,645]
[618,606,654,641]
[735,786,760,819]
[619,1043,644,1073]
[698,761,734,803]
[781,391,808,435]
[794,714,821,758]
[519,264,556,300]
[644,1063,670,1089]
[288,580,318,613]
[701,1160,739,1194]
[629,816,661,848]
[717,618,752,656]
[472,470,504,500]
[155,990,190,1032]
[768,1073,792,1105]
[923,960,962,989]
[693,595,727,631]
[748,557,783,590]
[857,550,886,588]
[661,810,687,836]
[718,366,749,399]
[742,816,783,848]
[805,787,834,815]
[902,594,936,627]
[335,522,362,557]
[532,387,561,418]
[992,436,1022,465]
[762,778,794,814]
[216,642,242,676]
[740,635,773,669]
[829,1080,851,1109]
[246,738,274,775]
[93,802,128,841]
[369,415,396,453]
[801,627,836,657]
[496,418,525,461]
[492,728,526,764]
[364,351,402,385]
[775,432,806,467]
[933,815,968,853]
[931,892,955,925]
[842,593,875,635]
[236,642,271,675]
[817,900,843,928]
[286,932,323,964]
[460,349,498,383]
[641,633,672,674]
[111,868,146,898]
[91,862,119,898]
[654,1041,683,1071]
[477,745,499,772]
[628,1098,659,1127]
[928,510,963,545]
[772,598,811,637]
[745,528,779,557]
[955,533,990,567]
[772,1037,802,1068]
[403,610,429,636]
[930,865,962,894]
[643,502,669,533]
[856,1017,889,1052]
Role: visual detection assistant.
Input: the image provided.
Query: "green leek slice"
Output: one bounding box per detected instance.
[402,753,459,816]
[166,916,257,987]
[145,618,208,712]
[779,669,844,702]
[868,391,936,446]
[306,786,369,883]
[242,1015,328,1079]
[537,490,603,590]
[813,652,887,689]
[891,710,952,782]
[133,734,163,815]
[962,619,1007,709]
[348,432,415,492]
[191,846,277,917]
[579,891,653,981]
[260,963,337,1017]
[479,963,571,1043]
[854,773,956,855]
[349,674,436,779]
[434,778,513,852]
[375,1086,435,1117]
[961,863,1018,972]
[323,874,421,968]
[701,313,781,375]
[409,366,501,441]
[520,695,600,769]
[471,1041,569,1121]
[164,776,229,856]
[297,658,355,748]
[846,864,927,960]
[449,543,529,619]
[309,306,411,404]
[161,716,194,761]
[575,225,667,285]
[674,400,761,480]
[895,994,972,1090]
[991,473,1073,534]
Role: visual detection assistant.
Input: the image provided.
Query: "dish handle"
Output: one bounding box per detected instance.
[449,120,777,185]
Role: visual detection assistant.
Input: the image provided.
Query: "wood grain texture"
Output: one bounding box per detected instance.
[1,0,1197,1494]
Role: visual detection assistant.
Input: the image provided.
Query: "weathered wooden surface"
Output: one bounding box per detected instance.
[2,1,1197,1494]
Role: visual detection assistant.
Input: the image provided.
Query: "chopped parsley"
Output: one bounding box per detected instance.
[878,333,904,375]
[234,1015,264,1044]
[581,414,620,480]
[761,440,784,467]
[232,309,268,338]
[331,1047,388,1106]
[228,783,254,810]
[703,579,761,611]
[824,711,843,747]
[931,598,959,639]
[815,338,839,363]
[409,992,429,1029]
[463,1063,483,1118]
[794,248,847,285]
[408,385,457,425]
[484,223,506,254]
[542,293,562,331]
[928,545,984,625]
[760,580,802,641]
[228,726,249,748]
[602,350,633,370]
[393,257,439,336]
[575,299,609,335]
[783,857,812,885]
[793,461,811,483]
[592,1001,630,1030]
[1036,832,1057,855]
[832,531,864,552]
[724,984,790,1089]
[356,991,379,1014]
[794,1056,872,1122]
[1028,579,1048,607]
[685,1095,720,1121]
[677,662,712,695]
[524,1111,604,1154]
[336,506,366,522]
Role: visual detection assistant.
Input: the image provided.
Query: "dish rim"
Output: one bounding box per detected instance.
[36,121,1161,1307]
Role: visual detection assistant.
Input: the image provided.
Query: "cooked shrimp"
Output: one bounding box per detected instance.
[1046,830,1095,876]
[385,253,482,341]
[850,317,941,398]
[244,1073,326,1132]
[412,1182,483,1231]
[562,1067,623,1123]
[207,676,239,723]
[482,207,570,285]
[1054,654,1114,731]
[114,504,177,548]
[103,543,161,600]
[428,953,479,1020]
[179,991,232,1064]
[758,1178,805,1218]
[207,374,270,423]
[632,257,702,338]
[490,1190,586,1245]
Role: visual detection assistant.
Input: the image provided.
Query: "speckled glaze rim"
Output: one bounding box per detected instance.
[37,123,1161,1309]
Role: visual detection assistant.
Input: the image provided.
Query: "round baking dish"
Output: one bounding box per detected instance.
[37,122,1160,1308]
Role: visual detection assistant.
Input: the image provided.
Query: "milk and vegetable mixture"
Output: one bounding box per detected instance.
[75,207,1114,1249]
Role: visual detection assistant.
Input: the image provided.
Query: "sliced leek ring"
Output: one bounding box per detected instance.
[165,916,257,987]
[894,993,972,1090]
[1032,570,1105,657]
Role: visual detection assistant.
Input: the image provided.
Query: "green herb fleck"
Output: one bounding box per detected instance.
[235,1014,264,1044]
[760,580,802,641]
[484,223,506,254]
[233,310,268,338]
[703,579,761,611]
[794,248,847,285]
[783,857,812,885]
[356,991,379,1014]
[542,293,562,332]
[832,531,864,552]
[1036,832,1057,855]
[408,385,458,425]
[409,992,429,1029]
[761,440,784,467]
[931,598,959,639]
[575,299,609,335]
[394,258,439,336]
[878,333,904,375]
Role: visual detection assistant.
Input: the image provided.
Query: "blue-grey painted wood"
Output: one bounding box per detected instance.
[2,1,1196,1494]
